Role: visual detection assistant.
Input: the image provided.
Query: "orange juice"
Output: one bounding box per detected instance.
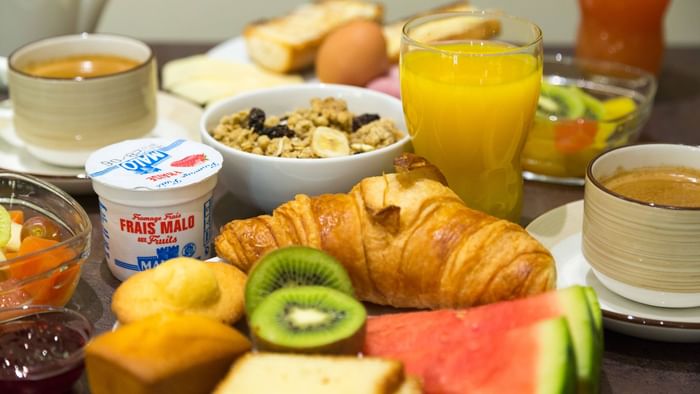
[401,41,542,221]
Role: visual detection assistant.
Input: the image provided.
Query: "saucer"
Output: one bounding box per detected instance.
[0,92,203,194]
[527,200,700,342]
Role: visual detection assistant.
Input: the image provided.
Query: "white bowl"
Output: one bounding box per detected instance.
[200,84,410,212]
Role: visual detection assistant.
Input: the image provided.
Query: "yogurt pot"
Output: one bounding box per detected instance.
[85,138,223,281]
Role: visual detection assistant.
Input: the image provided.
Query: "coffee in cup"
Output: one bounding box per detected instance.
[8,34,157,167]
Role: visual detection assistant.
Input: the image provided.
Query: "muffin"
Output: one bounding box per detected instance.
[112,257,246,324]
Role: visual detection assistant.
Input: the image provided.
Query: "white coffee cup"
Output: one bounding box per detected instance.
[7,34,158,167]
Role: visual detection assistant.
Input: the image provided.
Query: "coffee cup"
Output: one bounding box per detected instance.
[7,33,157,167]
[583,143,700,308]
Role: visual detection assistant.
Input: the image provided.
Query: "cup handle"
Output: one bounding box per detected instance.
[0,56,7,89]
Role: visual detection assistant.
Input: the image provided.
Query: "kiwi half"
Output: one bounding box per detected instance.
[249,286,367,354]
[244,246,354,314]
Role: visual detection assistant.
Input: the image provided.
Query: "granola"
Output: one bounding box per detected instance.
[210,98,404,158]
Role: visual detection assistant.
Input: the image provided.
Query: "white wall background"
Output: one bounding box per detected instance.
[97,0,700,46]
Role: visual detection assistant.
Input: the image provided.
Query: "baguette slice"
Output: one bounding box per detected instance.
[213,352,408,394]
[244,0,383,73]
[383,1,500,63]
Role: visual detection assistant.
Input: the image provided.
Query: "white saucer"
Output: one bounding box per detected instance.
[0,92,203,194]
[526,200,700,342]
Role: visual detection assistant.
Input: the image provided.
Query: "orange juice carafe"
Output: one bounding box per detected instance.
[576,0,670,75]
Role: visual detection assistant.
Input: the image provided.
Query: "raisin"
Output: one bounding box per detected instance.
[263,125,295,138]
[248,107,266,132]
[352,114,380,131]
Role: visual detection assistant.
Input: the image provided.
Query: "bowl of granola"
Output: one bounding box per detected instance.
[200,83,410,212]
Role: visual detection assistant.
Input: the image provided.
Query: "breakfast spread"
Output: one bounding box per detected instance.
[84,312,251,394]
[5,1,691,392]
[209,97,404,158]
[111,257,247,325]
[85,138,223,281]
[243,0,383,73]
[215,154,556,309]
[213,353,419,394]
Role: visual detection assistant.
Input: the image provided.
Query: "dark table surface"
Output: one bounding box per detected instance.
[4,43,700,393]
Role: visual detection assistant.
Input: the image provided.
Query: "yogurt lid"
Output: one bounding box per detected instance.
[85,138,223,191]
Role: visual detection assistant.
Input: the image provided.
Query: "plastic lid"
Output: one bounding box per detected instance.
[85,138,223,191]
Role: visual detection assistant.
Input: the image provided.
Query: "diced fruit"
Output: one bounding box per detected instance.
[364,286,601,394]
[602,96,637,121]
[537,84,585,119]
[5,222,23,252]
[0,206,11,249]
[554,118,598,154]
[21,216,61,241]
[8,210,24,225]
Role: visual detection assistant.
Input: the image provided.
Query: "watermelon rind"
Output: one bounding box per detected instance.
[583,286,603,340]
[582,286,604,394]
[535,317,577,394]
[558,286,600,394]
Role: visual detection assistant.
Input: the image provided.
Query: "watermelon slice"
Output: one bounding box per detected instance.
[370,317,576,393]
[364,286,600,394]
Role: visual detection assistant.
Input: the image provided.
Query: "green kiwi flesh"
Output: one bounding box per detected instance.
[244,246,354,314]
[249,286,367,354]
[538,82,605,121]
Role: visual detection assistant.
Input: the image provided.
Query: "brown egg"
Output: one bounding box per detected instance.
[316,20,390,86]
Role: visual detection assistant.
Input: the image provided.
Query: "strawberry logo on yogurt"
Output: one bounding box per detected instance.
[171,154,207,167]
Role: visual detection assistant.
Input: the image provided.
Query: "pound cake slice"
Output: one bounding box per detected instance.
[244,0,383,73]
[85,313,251,394]
[213,352,421,394]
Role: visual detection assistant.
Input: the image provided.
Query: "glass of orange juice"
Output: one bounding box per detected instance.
[400,11,543,222]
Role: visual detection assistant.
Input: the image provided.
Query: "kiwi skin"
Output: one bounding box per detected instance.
[249,286,367,355]
[244,246,355,315]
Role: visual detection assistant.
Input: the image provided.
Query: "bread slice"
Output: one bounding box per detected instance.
[383,1,500,63]
[85,313,251,394]
[244,0,383,73]
[395,376,423,394]
[213,352,407,394]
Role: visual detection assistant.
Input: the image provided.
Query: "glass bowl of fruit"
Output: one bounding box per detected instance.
[0,172,91,308]
[522,54,657,185]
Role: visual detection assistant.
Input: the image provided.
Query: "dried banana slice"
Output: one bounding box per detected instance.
[311,127,351,158]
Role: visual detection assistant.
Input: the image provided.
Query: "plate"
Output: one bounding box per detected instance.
[526,200,700,342]
[0,92,203,195]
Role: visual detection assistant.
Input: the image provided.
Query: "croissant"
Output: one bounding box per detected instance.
[215,154,555,309]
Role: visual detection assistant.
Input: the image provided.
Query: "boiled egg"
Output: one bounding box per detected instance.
[316,20,389,86]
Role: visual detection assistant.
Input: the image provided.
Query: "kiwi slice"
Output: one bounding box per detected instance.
[249,286,366,354]
[571,86,606,120]
[244,246,354,314]
[537,83,586,119]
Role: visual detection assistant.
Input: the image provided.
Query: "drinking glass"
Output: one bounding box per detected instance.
[401,11,543,222]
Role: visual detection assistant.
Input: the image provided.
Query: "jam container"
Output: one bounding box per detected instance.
[85,138,223,281]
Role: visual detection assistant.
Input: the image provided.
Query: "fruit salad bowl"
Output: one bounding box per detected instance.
[199,83,410,213]
[522,54,657,185]
[0,172,91,308]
